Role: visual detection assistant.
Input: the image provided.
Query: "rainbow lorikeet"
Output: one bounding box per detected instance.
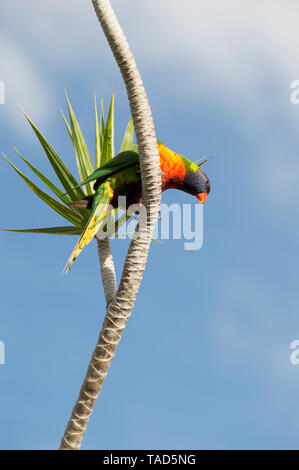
[64,142,210,272]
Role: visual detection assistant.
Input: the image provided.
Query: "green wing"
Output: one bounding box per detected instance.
[65,150,140,195]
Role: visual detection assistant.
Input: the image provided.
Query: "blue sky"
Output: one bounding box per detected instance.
[1,0,299,449]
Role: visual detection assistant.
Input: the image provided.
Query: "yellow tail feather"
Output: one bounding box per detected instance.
[63,182,113,273]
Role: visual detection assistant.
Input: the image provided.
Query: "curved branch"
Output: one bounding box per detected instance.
[59,0,161,450]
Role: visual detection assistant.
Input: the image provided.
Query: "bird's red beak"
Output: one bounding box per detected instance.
[196,192,207,204]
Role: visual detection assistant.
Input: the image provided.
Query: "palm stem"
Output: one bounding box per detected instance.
[59,0,161,449]
[97,239,117,304]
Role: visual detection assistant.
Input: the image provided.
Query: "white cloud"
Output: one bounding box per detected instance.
[0,35,53,131]
[1,0,104,64]
[1,1,299,169]
[2,1,299,102]
[3,1,299,79]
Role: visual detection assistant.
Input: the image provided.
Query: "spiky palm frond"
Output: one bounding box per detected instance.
[1,92,135,237]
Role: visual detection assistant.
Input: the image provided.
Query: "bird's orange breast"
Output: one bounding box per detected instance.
[158,144,186,190]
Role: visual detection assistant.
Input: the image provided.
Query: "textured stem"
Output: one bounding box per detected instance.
[97,239,117,304]
[59,0,161,450]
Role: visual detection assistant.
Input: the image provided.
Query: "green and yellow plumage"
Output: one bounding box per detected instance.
[63,181,114,273]
[63,143,210,272]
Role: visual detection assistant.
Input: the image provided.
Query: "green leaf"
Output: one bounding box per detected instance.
[100,100,105,155]
[14,147,71,204]
[2,153,84,227]
[61,109,72,140]
[94,93,101,169]
[60,111,90,217]
[129,143,139,153]
[120,117,134,152]
[22,109,85,201]
[0,226,82,235]
[101,92,115,165]
[65,92,95,195]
